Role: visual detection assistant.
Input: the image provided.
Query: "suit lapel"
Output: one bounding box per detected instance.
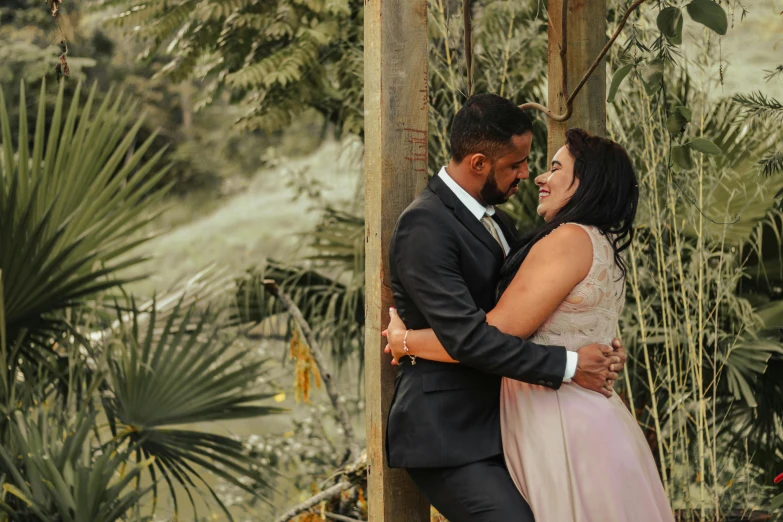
[428,175,505,259]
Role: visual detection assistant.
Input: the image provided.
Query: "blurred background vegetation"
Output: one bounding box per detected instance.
[0,0,782,520]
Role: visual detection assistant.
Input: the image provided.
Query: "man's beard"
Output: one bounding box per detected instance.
[480,166,518,205]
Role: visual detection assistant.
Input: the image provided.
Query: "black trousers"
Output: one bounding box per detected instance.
[406,455,535,522]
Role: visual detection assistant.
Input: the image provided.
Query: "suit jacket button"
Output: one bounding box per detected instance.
[538,380,545,385]
[547,381,553,386]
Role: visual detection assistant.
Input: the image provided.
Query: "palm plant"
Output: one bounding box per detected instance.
[0,79,171,406]
[0,82,284,521]
[0,410,154,522]
[103,299,284,517]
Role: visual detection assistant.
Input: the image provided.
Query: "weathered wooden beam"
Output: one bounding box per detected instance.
[363,0,430,520]
[547,0,608,159]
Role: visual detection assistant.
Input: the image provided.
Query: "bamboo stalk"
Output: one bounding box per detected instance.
[463,0,473,96]
[643,95,677,494]
[436,0,462,114]
[712,223,729,518]
[629,242,670,493]
[697,146,707,522]
[498,12,515,98]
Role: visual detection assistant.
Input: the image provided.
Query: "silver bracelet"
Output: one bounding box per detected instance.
[403,329,416,365]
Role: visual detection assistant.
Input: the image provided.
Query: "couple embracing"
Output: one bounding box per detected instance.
[382,94,675,522]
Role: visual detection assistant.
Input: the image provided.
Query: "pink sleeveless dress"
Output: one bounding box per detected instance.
[500,224,675,522]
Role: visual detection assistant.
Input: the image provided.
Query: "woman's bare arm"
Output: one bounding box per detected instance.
[387,224,593,362]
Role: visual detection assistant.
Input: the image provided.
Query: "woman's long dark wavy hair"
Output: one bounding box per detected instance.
[497,128,639,296]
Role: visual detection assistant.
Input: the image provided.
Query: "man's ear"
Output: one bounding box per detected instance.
[469,153,490,174]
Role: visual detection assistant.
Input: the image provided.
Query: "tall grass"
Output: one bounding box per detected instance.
[600,5,783,517]
[610,83,783,522]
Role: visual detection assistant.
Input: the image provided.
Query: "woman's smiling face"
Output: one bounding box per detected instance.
[535,145,580,222]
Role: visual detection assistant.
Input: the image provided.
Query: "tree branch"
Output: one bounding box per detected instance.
[519,0,650,121]
[325,512,366,522]
[263,279,361,461]
[272,480,352,522]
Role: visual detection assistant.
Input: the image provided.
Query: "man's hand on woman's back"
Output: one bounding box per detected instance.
[573,339,625,398]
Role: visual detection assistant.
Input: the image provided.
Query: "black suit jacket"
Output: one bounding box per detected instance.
[386,174,568,469]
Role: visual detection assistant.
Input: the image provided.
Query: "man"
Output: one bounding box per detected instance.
[384,94,626,522]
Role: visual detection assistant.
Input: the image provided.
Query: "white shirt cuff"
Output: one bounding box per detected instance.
[563,351,578,382]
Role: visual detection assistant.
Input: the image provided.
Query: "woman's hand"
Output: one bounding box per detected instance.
[382,308,408,366]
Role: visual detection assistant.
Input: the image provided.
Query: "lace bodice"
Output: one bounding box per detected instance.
[531,224,625,351]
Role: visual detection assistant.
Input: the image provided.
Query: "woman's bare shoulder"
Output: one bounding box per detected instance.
[524,224,593,276]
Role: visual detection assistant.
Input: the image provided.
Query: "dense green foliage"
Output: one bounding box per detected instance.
[98,0,364,136]
[1,0,274,197]
[2,0,782,520]
[0,83,284,521]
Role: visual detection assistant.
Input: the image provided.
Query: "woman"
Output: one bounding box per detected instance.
[385,128,674,522]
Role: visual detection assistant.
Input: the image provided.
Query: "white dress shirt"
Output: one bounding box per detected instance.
[437,167,578,382]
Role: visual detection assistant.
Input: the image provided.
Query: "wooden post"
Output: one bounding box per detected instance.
[547,0,607,159]
[364,0,430,521]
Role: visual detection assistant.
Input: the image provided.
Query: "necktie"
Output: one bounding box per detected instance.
[481,214,505,257]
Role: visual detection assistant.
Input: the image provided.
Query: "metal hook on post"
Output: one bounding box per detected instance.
[519,0,650,122]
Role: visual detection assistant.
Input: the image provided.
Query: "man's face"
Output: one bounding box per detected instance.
[479,132,533,205]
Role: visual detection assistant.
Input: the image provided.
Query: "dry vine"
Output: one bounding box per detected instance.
[462,0,651,121]
[46,0,69,81]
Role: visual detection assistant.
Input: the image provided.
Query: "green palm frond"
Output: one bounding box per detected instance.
[104,299,284,518]
[0,409,154,522]
[722,350,783,477]
[306,207,364,271]
[230,205,365,367]
[88,264,236,345]
[0,80,171,380]
[653,97,783,245]
[233,261,363,367]
[771,491,783,512]
[701,165,780,245]
[722,338,783,409]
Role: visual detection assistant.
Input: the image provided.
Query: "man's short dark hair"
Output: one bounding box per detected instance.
[450,94,534,163]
